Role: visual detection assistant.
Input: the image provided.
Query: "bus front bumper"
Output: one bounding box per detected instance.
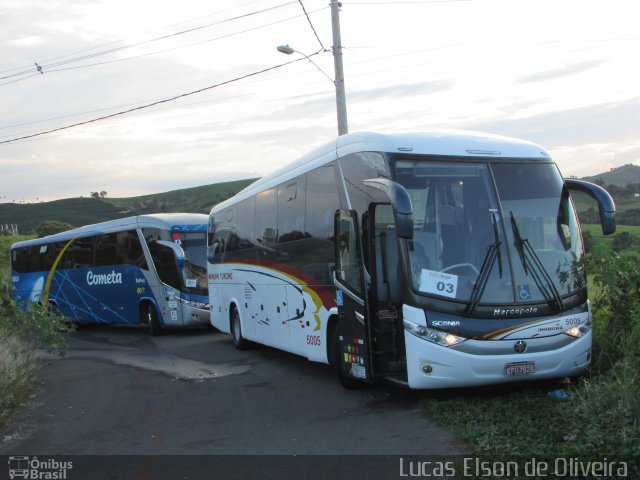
[404,330,591,389]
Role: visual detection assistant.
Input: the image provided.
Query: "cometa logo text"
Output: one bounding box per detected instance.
[86,270,123,286]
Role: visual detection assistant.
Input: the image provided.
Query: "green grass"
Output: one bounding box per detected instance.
[581,223,640,239]
[0,235,33,265]
[0,330,37,430]
[422,248,640,476]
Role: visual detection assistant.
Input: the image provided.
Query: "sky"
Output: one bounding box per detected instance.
[0,0,638,203]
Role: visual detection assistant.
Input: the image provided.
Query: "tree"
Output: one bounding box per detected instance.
[90,192,100,198]
[612,231,640,252]
[35,220,74,238]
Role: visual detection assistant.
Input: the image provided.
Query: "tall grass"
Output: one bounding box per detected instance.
[0,267,74,430]
[422,249,640,473]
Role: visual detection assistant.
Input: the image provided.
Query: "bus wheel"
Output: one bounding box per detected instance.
[332,324,366,389]
[145,303,161,336]
[231,308,250,350]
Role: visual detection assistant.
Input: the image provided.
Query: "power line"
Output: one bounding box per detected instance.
[0,56,311,145]
[41,7,328,77]
[298,0,326,50]
[344,0,472,4]
[0,1,304,84]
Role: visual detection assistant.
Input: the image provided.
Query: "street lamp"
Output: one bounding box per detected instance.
[276,45,335,85]
[276,1,348,136]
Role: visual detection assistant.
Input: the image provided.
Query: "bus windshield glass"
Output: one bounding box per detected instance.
[175,231,208,294]
[143,227,208,295]
[394,160,585,306]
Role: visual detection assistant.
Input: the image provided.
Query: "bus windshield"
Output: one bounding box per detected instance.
[394,160,585,307]
[176,231,208,294]
[143,227,208,295]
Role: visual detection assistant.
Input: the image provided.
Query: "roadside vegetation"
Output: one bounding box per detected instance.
[0,235,73,431]
[422,228,640,475]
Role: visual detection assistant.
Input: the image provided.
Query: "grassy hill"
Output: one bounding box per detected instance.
[0,178,255,234]
[581,164,640,187]
[2,162,640,235]
[572,164,640,227]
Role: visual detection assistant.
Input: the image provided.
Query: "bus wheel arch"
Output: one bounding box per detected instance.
[140,300,161,336]
[230,303,250,350]
[326,315,339,367]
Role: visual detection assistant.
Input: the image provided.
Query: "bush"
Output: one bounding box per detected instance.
[585,250,640,371]
[1,269,74,352]
[422,249,640,468]
[0,268,74,429]
[34,220,74,238]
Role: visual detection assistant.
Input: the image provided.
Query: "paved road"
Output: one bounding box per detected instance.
[1,326,468,478]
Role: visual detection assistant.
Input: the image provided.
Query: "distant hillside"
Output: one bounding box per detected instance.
[581,164,640,187]
[0,178,255,234]
[574,164,640,227]
[107,179,256,216]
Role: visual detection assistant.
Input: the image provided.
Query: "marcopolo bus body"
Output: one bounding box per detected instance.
[207,131,615,388]
[11,214,210,334]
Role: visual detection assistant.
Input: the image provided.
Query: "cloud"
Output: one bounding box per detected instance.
[347,80,454,102]
[465,96,640,148]
[516,60,606,84]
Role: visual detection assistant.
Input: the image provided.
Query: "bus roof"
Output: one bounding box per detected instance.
[211,130,551,214]
[11,213,208,249]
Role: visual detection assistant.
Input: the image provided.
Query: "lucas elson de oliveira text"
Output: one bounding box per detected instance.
[399,457,629,478]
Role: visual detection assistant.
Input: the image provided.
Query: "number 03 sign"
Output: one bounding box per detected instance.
[419,269,459,299]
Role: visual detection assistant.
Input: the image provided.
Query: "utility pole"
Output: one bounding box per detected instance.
[330,0,348,136]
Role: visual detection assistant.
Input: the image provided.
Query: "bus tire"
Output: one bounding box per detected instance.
[231,307,250,350]
[144,303,162,336]
[332,322,366,389]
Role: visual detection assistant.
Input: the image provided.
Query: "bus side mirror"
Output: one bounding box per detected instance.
[565,179,616,235]
[157,240,186,267]
[363,178,414,239]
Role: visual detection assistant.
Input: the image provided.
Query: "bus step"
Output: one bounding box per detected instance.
[372,348,397,355]
[382,374,409,388]
[386,360,407,373]
[372,327,396,334]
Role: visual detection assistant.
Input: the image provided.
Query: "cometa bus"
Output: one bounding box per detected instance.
[11,213,210,334]
[207,131,615,388]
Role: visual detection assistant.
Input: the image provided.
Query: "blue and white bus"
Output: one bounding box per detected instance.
[11,214,210,335]
[207,131,615,389]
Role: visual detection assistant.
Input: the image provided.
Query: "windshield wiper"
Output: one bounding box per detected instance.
[466,212,502,314]
[509,212,564,310]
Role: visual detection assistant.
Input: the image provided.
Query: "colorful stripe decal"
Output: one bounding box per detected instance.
[42,236,77,305]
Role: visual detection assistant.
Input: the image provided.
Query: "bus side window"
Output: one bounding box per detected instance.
[336,213,363,297]
[148,241,182,290]
[119,230,148,269]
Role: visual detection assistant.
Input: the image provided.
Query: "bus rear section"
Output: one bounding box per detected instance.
[10,214,210,334]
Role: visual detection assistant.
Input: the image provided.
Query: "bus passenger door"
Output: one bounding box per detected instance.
[367,204,407,381]
[333,210,372,384]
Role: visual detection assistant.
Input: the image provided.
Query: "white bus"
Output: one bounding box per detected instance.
[207,131,615,388]
[11,214,210,335]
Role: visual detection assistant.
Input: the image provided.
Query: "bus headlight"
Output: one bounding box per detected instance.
[565,325,590,338]
[564,309,591,338]
[403,319,465,346]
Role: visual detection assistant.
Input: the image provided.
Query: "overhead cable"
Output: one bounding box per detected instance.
[0,55,312,145]
[298,0,326,50]
[0,1,301,83]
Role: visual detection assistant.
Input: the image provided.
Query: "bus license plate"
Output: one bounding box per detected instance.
[505,362,535,376]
